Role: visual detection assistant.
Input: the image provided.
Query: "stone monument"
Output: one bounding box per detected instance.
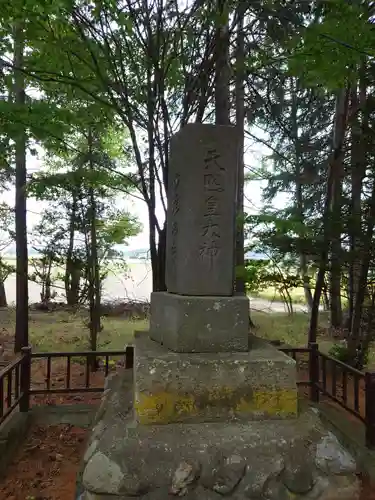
[80,124,361,500]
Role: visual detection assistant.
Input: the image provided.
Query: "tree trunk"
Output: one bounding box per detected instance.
[308,167,334,344]
[214,0,230,126]
[322,281,330,312]
[308,87,349,344]
[349,73,367,332]
[348,177,375,360]
[65,195,77,304]
[329,88,349,330]
[0,281,7,307]
[235,2,246,296]
[301,255,314,310]
[290,78,313,311]
[13,23,28,353]
[87,128,100,370]
[45,259,52,302]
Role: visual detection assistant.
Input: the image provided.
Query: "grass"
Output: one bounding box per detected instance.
[251,310,334,352]
[250,287,349,310]
[27,310,316,352]
[30,313,148,352]
[249,287,307,305]
[0,308,148,353]
[3,306,374,367]
[0,307,326,353]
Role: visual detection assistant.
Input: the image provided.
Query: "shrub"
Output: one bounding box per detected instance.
[328,340,369,370]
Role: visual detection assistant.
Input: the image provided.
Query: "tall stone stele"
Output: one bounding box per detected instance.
[81,123,361,500]
[150,123,250,354]
[136,123,298,425]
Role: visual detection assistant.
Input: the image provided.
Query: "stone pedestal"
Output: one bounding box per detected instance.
[80,371,361,500]
[134,332,297,425]
[149,292,249,353]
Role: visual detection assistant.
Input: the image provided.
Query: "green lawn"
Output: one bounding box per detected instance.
[2,306,372,366]
[251,310,333,352]
[0,307,322,352]
[250,287,307,305]
[0,308,148,353]
[250,286,348,310]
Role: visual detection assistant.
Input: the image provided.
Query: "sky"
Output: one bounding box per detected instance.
[2,132,289,251]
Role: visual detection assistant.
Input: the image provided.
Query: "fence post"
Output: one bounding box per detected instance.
[365,371,375,449]
[308,342,320,403]
[20,346,31,413]
[125,345,134,369]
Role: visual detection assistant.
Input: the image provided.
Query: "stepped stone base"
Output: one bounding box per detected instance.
[79,371,361,500]
[134,332,298,425]
[149,292,249,352]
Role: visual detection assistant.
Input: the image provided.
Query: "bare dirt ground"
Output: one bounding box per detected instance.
[0,423,88,500]
[0,362,110,500]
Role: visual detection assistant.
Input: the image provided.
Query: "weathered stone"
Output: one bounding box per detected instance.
[84,493,130,500]
[82,406,323,496]
[143,486,222,500]
[83,452,124,495]
[201,454,246,495]
[304,476,331,499]
[319,475,361,500]
[149,292,249,352]
[93,390,110,426]
[80,379,362,500]
[315,432,357,476]
[84,488,221,500]
[170,461,201,495]
[242,457,284,498]
[165,123,239,296]
[134,333,297,425]
[263,479,291,500]
[118,474,150,497]
[90,420,106,443]
[83,439,98,464]
[185,486,224,500]
[281,444,314,494]
[103,372,118,391]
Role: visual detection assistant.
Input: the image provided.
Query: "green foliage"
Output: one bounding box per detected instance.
[25,125,141,304]
[0,257,15,282]
[245,210,320,265]
[328,342,352,364]
[328,341,370,370]
[243,259,270,294]
[244,258,306,297]
[288,1,375,88]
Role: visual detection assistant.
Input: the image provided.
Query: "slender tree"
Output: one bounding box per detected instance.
[13,22,28,353]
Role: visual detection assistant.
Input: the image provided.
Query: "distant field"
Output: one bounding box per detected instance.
[3,257,312,306]
[2,259,153,304]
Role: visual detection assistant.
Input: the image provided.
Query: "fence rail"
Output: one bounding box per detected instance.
[29,348,133,396]
[1,343,375,449]
[0,347,30,426]
[316,351,365,422]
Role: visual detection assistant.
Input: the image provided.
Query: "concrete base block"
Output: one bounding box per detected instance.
[149,291,249,353]
[134,333,298,425]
